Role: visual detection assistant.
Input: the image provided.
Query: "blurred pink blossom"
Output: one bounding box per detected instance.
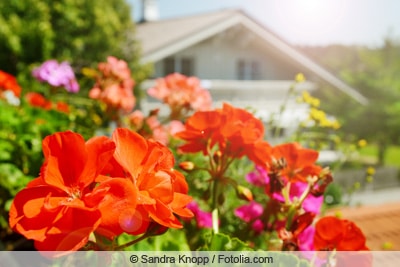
[246,165,269,187]
[234,201,264,223]
[147,73,212,119]
[32,60,79,93]
[187,201,212,228]
[89,56,135,113]
[272,182,323,215]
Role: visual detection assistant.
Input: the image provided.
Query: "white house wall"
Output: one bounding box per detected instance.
[153,25,303,81]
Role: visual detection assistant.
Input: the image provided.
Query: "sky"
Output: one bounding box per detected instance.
[128,0,400,47]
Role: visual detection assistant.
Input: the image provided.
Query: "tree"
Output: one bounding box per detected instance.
[0,0,144,77]
[303,40,400,165]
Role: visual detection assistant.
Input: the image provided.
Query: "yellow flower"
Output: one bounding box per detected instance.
[295,73,306,83]
[331,120,341,130]
[366,167,375,176]
[311,98,320,107]
[358,139,367,148]
[334,210,342,218]
[382,242,393,250]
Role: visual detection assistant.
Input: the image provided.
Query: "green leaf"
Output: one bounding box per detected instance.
[208,233,252,251]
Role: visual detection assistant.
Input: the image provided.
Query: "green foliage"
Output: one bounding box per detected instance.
[0,0,145,78]
[203,233,252,251]
[302,40,400,166]
[323,183,343,206]
[118,229,191,251]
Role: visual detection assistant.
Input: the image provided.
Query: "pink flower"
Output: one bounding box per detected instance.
[246,165,269,187]
[166,120,185,136]
[273,182,323,215]
[147,73,212,119]
[32,60,79,93]
[251,219,264,233]
[187,201,212,228]
[89,56,135,113]
[234,201,264,223]
[128,110,145,129]
[298,225,315,251]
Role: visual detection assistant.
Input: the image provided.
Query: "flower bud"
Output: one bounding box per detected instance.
[236,185,253,202]
[179,161,195,172]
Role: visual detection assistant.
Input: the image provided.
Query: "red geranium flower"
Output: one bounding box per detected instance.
[175,103,271,165]
[314,216,369,251]
[0,70,22,98]
[104,128,193,235]
[25,92,52,110]
[267,143,321,182]
[9,131,136,251]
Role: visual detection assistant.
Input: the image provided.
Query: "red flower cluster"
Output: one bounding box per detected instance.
[147,73,212,119]
[25,92,70,113]
[0,70,22,99]
[266,143,322,183]
[89,56,136,113]
[9,128,193,251]
[175,103,270,165]
[314,216,369,251]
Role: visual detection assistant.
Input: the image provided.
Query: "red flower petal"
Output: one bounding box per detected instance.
[93,178,138,239]
[41,131,88,191]
[112,128,148,178]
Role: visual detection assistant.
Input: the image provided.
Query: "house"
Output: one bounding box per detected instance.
[135,1,368,141]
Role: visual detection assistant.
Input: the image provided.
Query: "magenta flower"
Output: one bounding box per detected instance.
[272,182,323,214]
[32,60,79,93]
[187,201,213,228]
[297,225,315,251]
[246,165,269,187]
[251,219,264,233]
[234,201,264,223]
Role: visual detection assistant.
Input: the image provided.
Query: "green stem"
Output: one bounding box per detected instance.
[211,179,220,234]
[113,234,150,250]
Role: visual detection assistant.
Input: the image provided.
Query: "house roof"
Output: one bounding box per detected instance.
[136,9,368,105]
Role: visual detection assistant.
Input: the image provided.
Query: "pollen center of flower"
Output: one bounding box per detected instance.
[69,187,82,200]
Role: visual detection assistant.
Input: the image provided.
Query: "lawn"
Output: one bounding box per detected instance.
[358,144,400,167]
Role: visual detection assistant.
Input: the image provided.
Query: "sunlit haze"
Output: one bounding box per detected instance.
[129,0,400,47]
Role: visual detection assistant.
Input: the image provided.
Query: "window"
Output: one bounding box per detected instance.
[237,59,261,80]
[163,57,194,76]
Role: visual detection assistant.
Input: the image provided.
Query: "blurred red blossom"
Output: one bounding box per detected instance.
[0,70,22,99]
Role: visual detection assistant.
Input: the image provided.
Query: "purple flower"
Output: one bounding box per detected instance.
[246,165,269,187]
[32,60,79,93]
[234,201,264,223]
[187,201,213,228]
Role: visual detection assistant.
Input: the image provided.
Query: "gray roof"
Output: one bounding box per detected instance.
[136,9,368,105]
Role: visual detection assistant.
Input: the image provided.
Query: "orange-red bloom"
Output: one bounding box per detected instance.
[101,128,193,236]
[8,131,136,251]
[267,143,321,182]
[175,103,271,165]
[25,92,52,109]
[0,70,22,98]
[314,216,369,251]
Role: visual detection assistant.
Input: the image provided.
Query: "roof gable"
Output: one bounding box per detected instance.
[136,9,368,105]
